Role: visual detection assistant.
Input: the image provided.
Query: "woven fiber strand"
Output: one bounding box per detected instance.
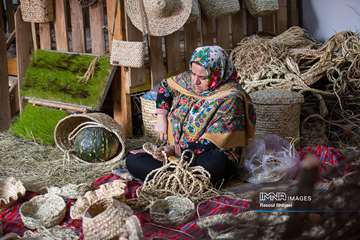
[110,40,146,68]
[0,177,26,211]
[245,0,278,16]
[250,89,304,139]
[150,196,195,226]
[20,194,66,230]
[54,113,125,165]
[199,0,240,17]
[20,0,54,23]
[82,198,133,240]
[140,97,158,140]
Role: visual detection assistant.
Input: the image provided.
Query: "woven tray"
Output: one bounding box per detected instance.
[54,113,125,165]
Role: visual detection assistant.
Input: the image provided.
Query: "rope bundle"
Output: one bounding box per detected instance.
[134,150,217,207]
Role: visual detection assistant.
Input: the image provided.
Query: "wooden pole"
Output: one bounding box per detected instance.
[0,16,11,130]
[106,0,132,137]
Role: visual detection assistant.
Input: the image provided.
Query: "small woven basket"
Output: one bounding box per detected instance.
[20,194,66,230]
[20,0,54,23]
[0,177,26,211]
[54,113,125,165]
[150,196,195,226]
[199,0,240,17]
[250,89,304,140]
[140,96,158,140]
[245,0,279,16]
[82,198,133,240]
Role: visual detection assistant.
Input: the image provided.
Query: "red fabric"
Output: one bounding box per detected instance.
[299,145,350,180]
[0,174,250,240]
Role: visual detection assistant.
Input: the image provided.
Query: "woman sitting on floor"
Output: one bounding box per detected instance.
[126,45,256,185]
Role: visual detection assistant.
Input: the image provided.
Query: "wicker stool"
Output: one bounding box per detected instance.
[250,89,304,140]
[140,96,158,140]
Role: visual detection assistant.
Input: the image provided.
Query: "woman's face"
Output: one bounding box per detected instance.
[191,63,209,94]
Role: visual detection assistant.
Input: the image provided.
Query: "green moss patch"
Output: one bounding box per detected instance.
[10,105,68,145]
[21,50,111,109]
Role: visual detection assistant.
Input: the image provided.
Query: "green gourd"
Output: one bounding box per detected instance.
[73,127,119,162]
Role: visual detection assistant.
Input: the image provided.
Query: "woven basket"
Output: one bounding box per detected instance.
[20,0,54,23]
[110,40,146,68]
[199,0,240,17]
[47,183,91,199]
[150,196,195,226]
[82,198,133,240]
[54,113,125,165]
[0,177,26,211]
[140,96,158,140]
[70,179,126,219]
[250,89,304,140]
[23,226,79,240]
[245,0,279,16]
[20,194,66,230]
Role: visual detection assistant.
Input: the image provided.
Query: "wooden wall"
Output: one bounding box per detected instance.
[2,0,300,136]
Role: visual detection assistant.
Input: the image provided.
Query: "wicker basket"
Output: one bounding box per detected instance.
[82,198,133,240]
[20,0,54,23]
[150,196,195,226]
[47,183,91,200]
[54,113,125,165]
[20,194,66,230]
[199,0,240,17]
[245,0,279,16]
[140,96,158,140]
[250,89,304,140]
[0,177,26,211]
[70,179,126,219]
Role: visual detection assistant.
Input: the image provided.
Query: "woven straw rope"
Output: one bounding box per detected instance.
[20,0,53,23]
[245,0,279,16]
[199,0,240,17]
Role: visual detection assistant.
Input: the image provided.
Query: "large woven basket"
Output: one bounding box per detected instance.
[20,194,66,230]
[199,0,240,17]
[150,196,195,226]
[140,96,158,140]
[250,89,304,140]
[82,198,133,240]
[245,0,279,16]
[20,0,54,23]
[54,113,125,165]
[0,177,26,211]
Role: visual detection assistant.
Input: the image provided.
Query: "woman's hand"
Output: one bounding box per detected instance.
[155,113,168,142]
[152,145,175,161]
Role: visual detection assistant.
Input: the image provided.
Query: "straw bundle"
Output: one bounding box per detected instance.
[150,196,195,225]
[20,194,66,230]
[134,150,217,207]
[270,26,318,49]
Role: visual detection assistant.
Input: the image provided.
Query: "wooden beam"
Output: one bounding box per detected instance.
[276,0,288,34]
[184,20,199,65]
[216,16,230,50]
[289,0,299,26]
[31,23,38,50]
[165,31,184,75]
[262,14,276,34]
[0,1,4,32]
[149,36,166,88]
[6,29,15,49]
[15,9,32,112]
[201,16,215,45]
[106,0,132,137]
[24,97,90,112]
[54,0,69,51]
[89,0,105,54]
[0,14,11,130]
[231,5,246,47]
[69,0,85,52]
[39,23,51,49]
[246,11,258,35]
[5,0,15,32]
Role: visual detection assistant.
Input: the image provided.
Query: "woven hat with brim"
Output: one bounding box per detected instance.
[126,0,193,37]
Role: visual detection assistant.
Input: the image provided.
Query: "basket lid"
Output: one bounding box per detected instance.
[250,89,304,105]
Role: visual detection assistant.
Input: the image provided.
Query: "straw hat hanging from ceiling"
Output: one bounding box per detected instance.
[125,0,193,37]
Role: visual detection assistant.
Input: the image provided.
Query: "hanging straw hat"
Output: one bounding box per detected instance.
[125,0,193,36]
